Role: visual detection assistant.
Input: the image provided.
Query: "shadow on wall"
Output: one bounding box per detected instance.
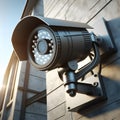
[78,76,120,118]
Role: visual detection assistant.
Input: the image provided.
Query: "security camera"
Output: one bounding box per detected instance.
[12,16,94,70]
[12,16,116,97]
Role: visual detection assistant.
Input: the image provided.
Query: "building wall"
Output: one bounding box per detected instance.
[44,0,120,120]
[14,61,47,120]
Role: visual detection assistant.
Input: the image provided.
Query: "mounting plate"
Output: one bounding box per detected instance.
[90,18,117,60]
[65,74,107,112]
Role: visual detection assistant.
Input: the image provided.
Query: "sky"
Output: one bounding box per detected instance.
[0,0,26,87]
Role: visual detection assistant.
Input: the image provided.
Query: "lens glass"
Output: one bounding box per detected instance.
[31,29,54,65]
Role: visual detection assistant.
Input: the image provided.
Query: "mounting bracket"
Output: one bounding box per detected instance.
[65,18,118,112]
[65,74,107,112]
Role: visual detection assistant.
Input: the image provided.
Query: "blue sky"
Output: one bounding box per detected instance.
[0,0,26,86]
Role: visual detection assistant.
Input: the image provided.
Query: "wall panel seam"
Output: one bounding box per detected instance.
[47,101,65,112]
[47,84,64,95]
[87,0,112,23]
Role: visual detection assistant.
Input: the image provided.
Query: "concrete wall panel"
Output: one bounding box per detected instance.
[30,65,46,79]
[47,85,65,111]
[25,113,47,120]
[46,69,63,93]
[28,75,46,91]
[26,102,47,115]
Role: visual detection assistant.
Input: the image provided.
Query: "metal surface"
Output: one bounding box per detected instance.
[76,82,101,96]
[65,74,107,112]
[35,16,92,28]
[75,41,100,80]
[63,71,76,97]
[12,16,92,61]
[57,39,100,97]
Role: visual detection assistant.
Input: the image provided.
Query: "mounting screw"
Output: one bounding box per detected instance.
[68,107,70,110]
[93,82,99,87]
[69,90,76,97]
[94,74,97,77]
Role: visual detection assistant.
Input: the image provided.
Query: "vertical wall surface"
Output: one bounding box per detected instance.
[44,0,120,120]
[14,61,47,120]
